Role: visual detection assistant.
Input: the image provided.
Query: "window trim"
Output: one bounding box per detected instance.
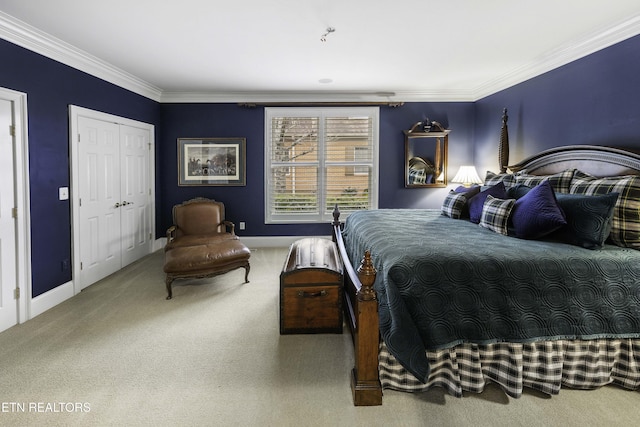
[264,107,379,224]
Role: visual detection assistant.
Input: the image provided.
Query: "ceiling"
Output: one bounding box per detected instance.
[1,1,640,103]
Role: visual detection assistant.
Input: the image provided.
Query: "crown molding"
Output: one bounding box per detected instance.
[472,14,640,101]
[0,11,163,101]
[158,89,475,103]
[1,11,639,104]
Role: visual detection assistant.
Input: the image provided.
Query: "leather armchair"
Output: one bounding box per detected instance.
[163,198,250,299]
[165,198,237,250]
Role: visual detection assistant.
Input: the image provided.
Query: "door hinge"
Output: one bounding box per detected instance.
[12,207,17,218]
[78,133,81,142]
[80,262,83,270]
[9,125,15,137]
[14,288,20,300]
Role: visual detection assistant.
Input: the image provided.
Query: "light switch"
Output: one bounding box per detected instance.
[59,187,69,201]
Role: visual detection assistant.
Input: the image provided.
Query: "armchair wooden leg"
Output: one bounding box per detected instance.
[244,263,250,283]
[166,276,173,300]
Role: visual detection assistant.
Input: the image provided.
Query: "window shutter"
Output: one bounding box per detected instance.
[268,116,319,217]
[266,108,378,223]
[324,116,373,216]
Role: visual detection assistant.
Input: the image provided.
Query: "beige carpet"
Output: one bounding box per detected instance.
[0,247,638,426]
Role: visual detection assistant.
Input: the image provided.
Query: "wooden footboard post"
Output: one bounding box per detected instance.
[352,251,383,406]
[332,205,382,406]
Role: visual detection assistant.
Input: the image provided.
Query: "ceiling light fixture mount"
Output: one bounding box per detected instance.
[320,27,335,42]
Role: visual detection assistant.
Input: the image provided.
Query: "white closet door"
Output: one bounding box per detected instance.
[77,116,122,289]
[0,98,18,331]
[119,124,150,267]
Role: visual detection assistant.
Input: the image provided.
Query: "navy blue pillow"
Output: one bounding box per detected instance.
[509,180,567,239]
[553,192,619,249]
[455,185,481,195]
[507,184,533,200]
[468,182,508,224]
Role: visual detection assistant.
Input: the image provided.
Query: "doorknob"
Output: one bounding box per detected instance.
[122,201,133,206]
[114,202,121,208]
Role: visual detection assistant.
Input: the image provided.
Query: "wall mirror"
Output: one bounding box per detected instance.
[404,129,449,188]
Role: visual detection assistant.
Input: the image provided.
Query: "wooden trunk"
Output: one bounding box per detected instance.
[280,238,343,334]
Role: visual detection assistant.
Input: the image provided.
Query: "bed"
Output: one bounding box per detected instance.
[332,127,640,406]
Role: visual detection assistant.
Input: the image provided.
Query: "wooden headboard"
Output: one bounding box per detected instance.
[507,145,640,177]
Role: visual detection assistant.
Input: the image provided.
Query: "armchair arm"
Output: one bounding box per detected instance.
[221,221,236,235]
[166,225,177,243]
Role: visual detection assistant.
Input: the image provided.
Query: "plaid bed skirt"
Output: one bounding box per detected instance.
[379,339,640,398]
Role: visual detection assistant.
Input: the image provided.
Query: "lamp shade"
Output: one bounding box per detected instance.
[451,165,482,187]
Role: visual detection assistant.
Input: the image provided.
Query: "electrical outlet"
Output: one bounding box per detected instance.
[59,187,69,201]
[239,222,246,230]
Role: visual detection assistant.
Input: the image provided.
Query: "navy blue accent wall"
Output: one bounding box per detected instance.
[474,34,640,175]
[0,39,161,296]
[377,103,476,209]
[158,102,475,237]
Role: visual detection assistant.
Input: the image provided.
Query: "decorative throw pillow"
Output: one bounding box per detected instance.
[553,193,619,249]
[507,184,533,200]
[455,185,481,195]
[509,181,567,239]
[441,186,481,219]
[479,195,516,235]
[441,191,468,219]
[514,169,574,193]
[468,182,508,224]
[570,175,640,249]
[484,171,516,188]
[572,169,596,180]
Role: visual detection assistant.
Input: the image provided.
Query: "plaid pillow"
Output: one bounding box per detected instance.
[514,169,574,194]
[570,175,640,249]
[485,171,516,188]
[441,191,469,219]
[468,182,508,224]
[479,195,516,235]
[572,169,596,180]
[408,168,426,185]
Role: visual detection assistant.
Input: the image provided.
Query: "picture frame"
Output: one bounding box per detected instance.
[178,137,246,186]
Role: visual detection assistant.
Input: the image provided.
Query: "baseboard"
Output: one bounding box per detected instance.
[154,235,332,250]
[29,280,74,319]
[241,235,331,248]
[153,238,166,252]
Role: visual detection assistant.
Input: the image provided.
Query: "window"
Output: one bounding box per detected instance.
[352,146,369,176]
[265,107,379,223]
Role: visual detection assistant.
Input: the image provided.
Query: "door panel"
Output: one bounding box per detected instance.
[78,116,121,289]
[0,98,18,331]
[120,125,150,266]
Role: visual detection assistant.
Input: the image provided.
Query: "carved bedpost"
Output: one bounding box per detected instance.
[332,204,341,242]
[351,250,382,406]
[331,205,382,405]
[357,251,376,301]
[499,108,509,173]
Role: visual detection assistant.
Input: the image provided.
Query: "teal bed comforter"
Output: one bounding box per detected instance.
[342,209,640,382]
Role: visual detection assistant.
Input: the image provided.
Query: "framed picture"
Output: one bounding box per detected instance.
[178,137,246,186]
